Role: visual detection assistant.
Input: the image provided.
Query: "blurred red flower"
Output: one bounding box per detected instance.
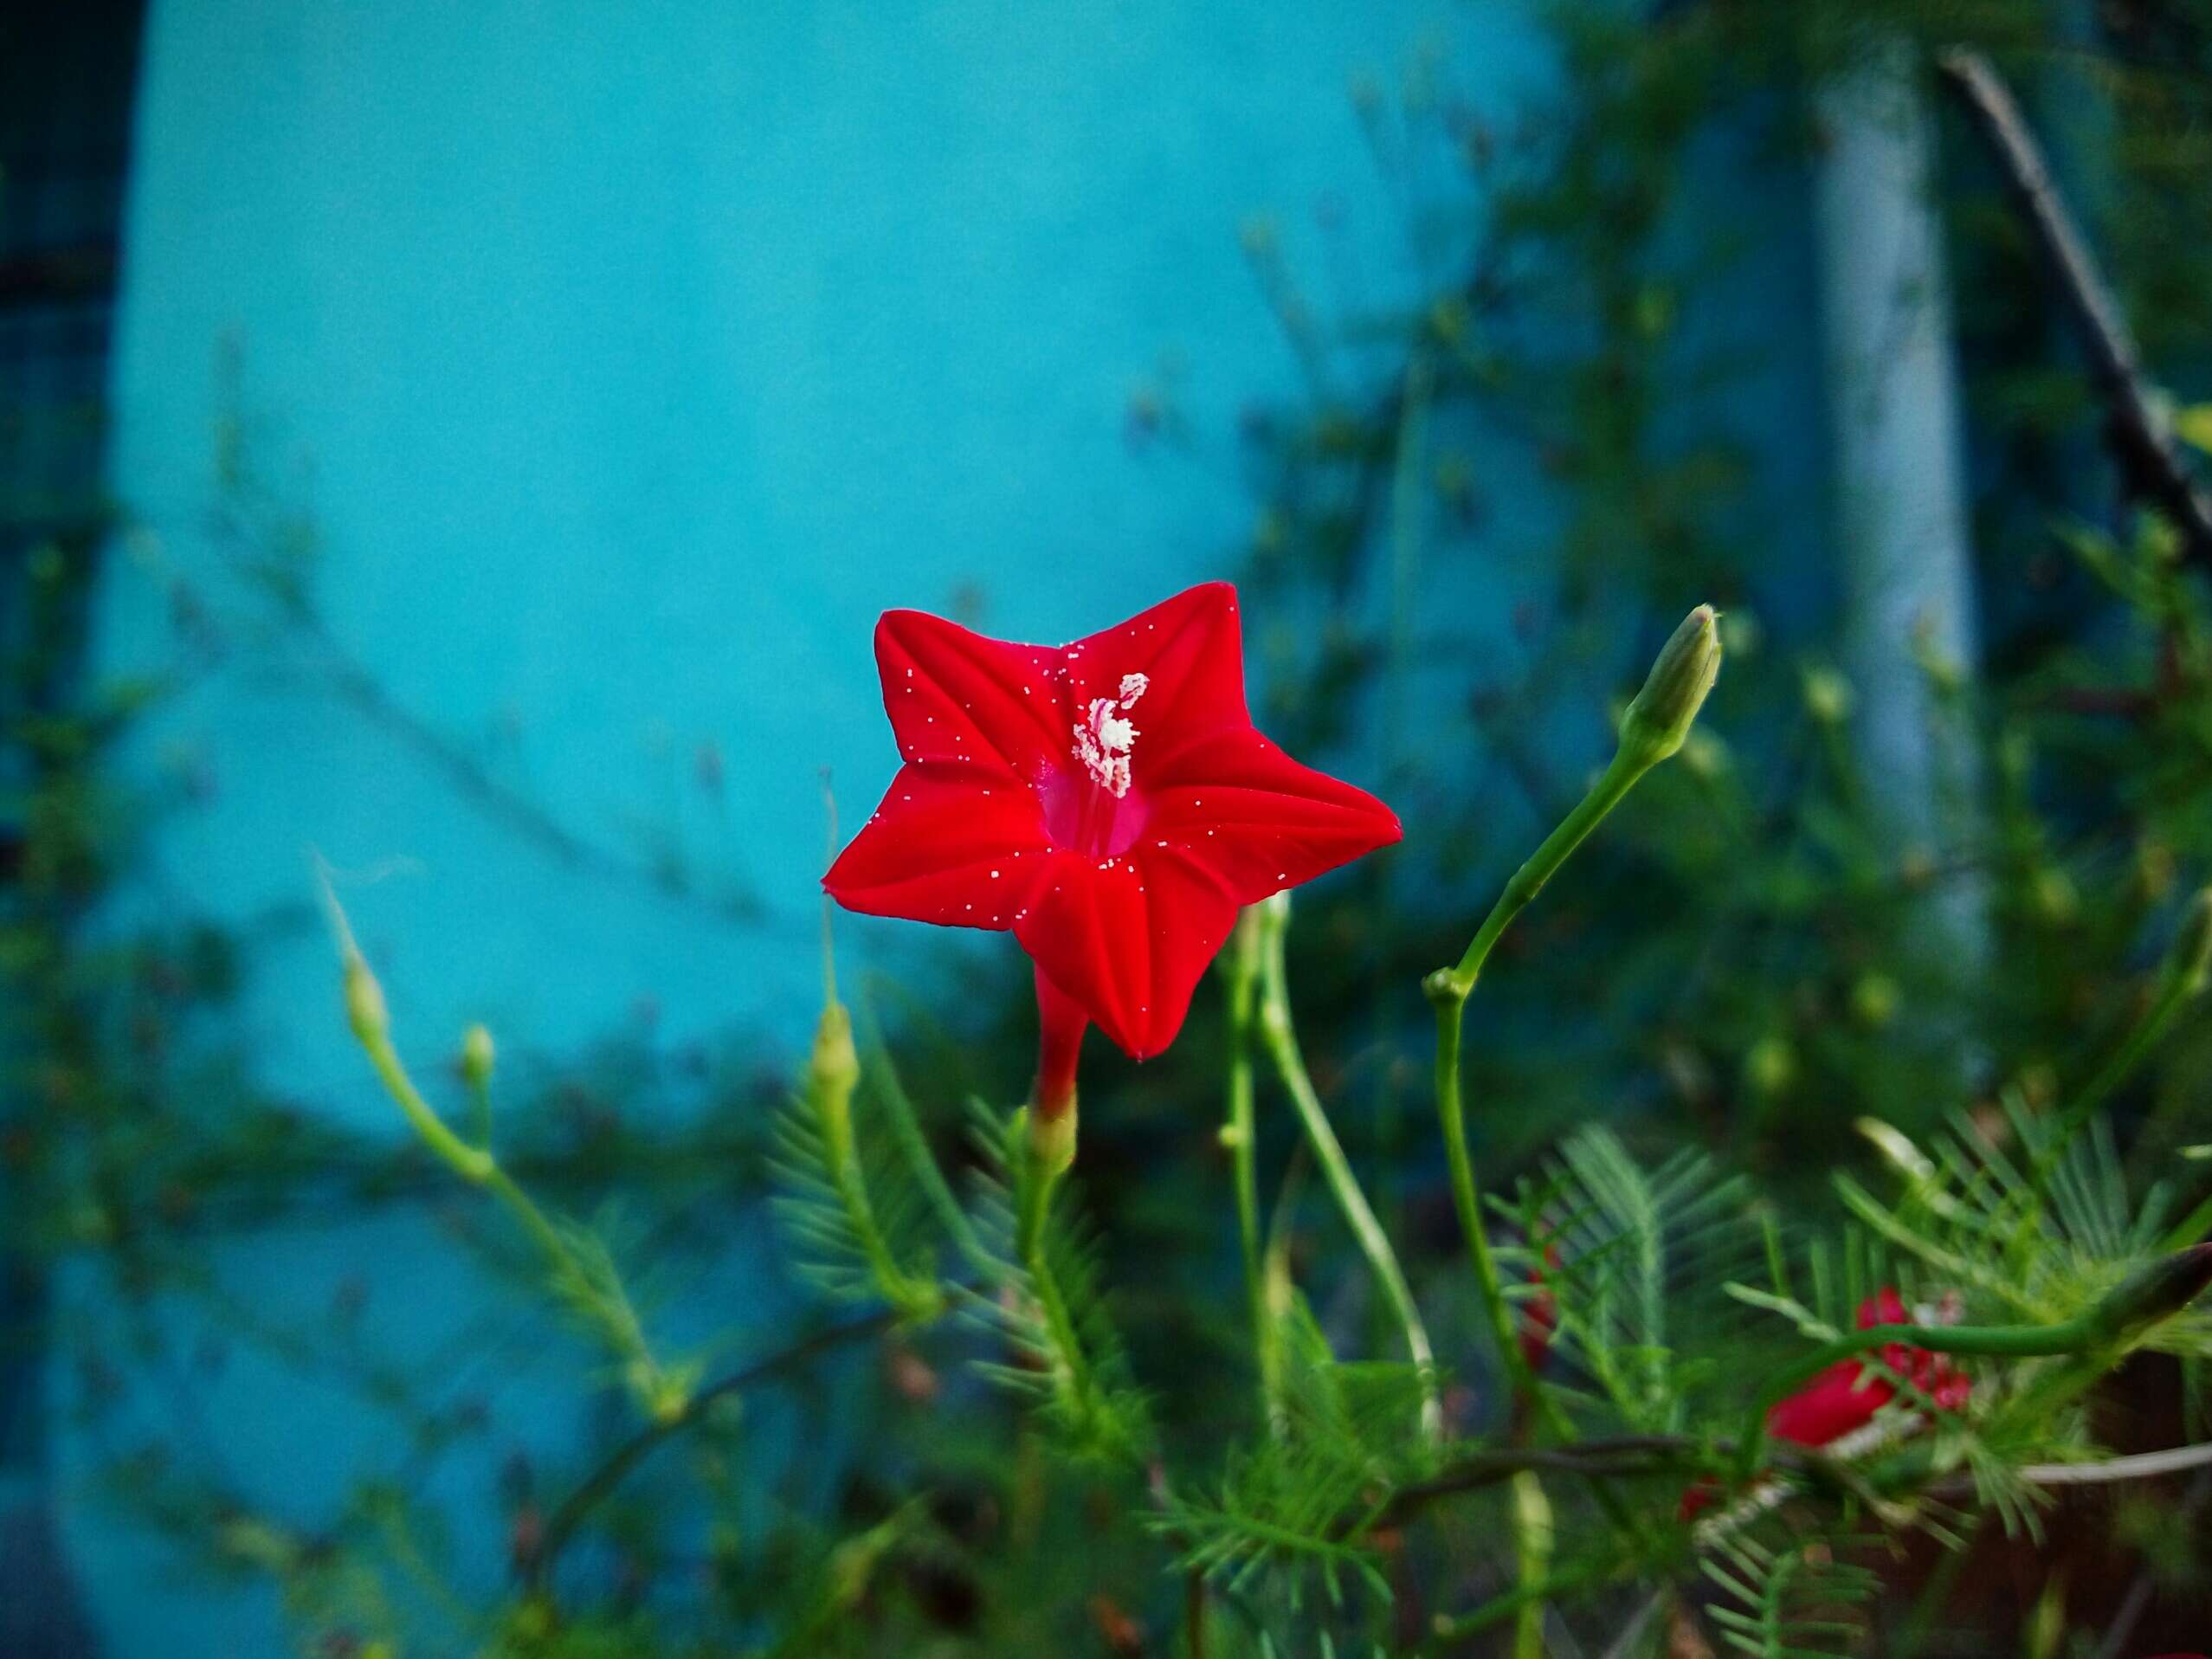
[1765,1288,1972,1447]
[1684,1288,1970,1520]
[1518,1243,1563,1375]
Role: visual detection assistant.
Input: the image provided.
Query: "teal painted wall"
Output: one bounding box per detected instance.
[98,0,1554,1098]
[72,3,1561,1651]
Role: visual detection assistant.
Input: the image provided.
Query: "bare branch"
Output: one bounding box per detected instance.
[1936,48,2212,566]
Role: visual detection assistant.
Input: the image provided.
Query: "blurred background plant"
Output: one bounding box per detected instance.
[10,0,2212,1655]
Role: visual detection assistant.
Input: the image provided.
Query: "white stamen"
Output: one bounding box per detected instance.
[1072,673,1150,797]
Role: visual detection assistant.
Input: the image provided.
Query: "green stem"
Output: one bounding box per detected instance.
[1222,909,1281,1432]
[1254,894,1441,1439]
[1014,1131,1062,1275]
[357,1014,683,1418]
[861,1007,988,1271]
[807,998,935,1319]
[359,1025,494,1187]
[1422,741,1670,1634]
[1009,1148,1126,1460]
[1510,1469,1552,1659]
[1423,1550,1622,1646]
[1737,1314,2102,1475]
[1434,746,1650,1003]
[465,1072,493,1151]
[1427,746,1657,1434]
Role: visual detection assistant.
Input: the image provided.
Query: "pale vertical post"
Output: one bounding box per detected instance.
[1814,47,1990,972]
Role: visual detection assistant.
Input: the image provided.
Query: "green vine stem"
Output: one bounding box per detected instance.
[858,997,990,1273]
[1736,1244,2212,1476]
[1421,609,1719,1643]
[1221,907,1284,1432]
[1423,607,1721,1423]
[1013,1125,1062,1271]
[809,993,944,1322]
[810,791,950,1318]
[1508,1467,1553,1659]
[1254,893,1441,1440]
[319,862,689,1423]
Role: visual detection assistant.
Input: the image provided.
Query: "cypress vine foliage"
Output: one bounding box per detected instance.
[16,4,2212,1656]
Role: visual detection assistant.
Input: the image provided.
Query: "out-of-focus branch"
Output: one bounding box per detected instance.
[521,1307,899,1593]
[1382,1434,2212,1535]
[1936,48,2212,567]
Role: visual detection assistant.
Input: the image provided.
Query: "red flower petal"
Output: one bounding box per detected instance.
[1856,1288,1910,1330]
[1014,847,1238,1059]
[1767,1362,1892,1447]
[1145,726,1402,904]
[822,765,1049,930]
[1065,582,1249,754]
[874,608,1073,779]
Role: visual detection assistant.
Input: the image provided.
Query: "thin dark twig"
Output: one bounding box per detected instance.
[1936,48,2212,567]
[203,505,767,926]
[1370,1435,1756,1531]
[1383,1434,2212,1535]
[522,1307,898,1592]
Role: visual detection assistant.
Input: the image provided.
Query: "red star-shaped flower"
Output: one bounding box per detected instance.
[824,581,1400,1090]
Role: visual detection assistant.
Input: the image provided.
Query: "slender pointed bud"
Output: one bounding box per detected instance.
[460,1023,496,1089]
[343,953,388,1046]
[2086,1243,2212,1342]
[2159,888,2212,998]
[1620,604,1722,767]
[1856,1117,1936,1185]
[809,999,861,1169]
[809,1000,861,1099]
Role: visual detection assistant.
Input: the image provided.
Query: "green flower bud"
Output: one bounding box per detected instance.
[1802,664,1854,726]
[1620,604,1723,766]
[460,1023,496,1089]
[1851,972,1899,1029]
[809,1000,861,1172]
[810,1001,860,1099]
[344,954,388,1046]
[1743,1033,1796,1098]
[2032,867,2079,926]
[1026,1099,1078,1180]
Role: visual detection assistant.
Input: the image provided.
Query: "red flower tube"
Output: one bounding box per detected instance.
[824,583,1400,1155]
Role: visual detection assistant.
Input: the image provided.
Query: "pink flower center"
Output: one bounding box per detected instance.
[1071,674,1148,797]
[1042,672,1152,855]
